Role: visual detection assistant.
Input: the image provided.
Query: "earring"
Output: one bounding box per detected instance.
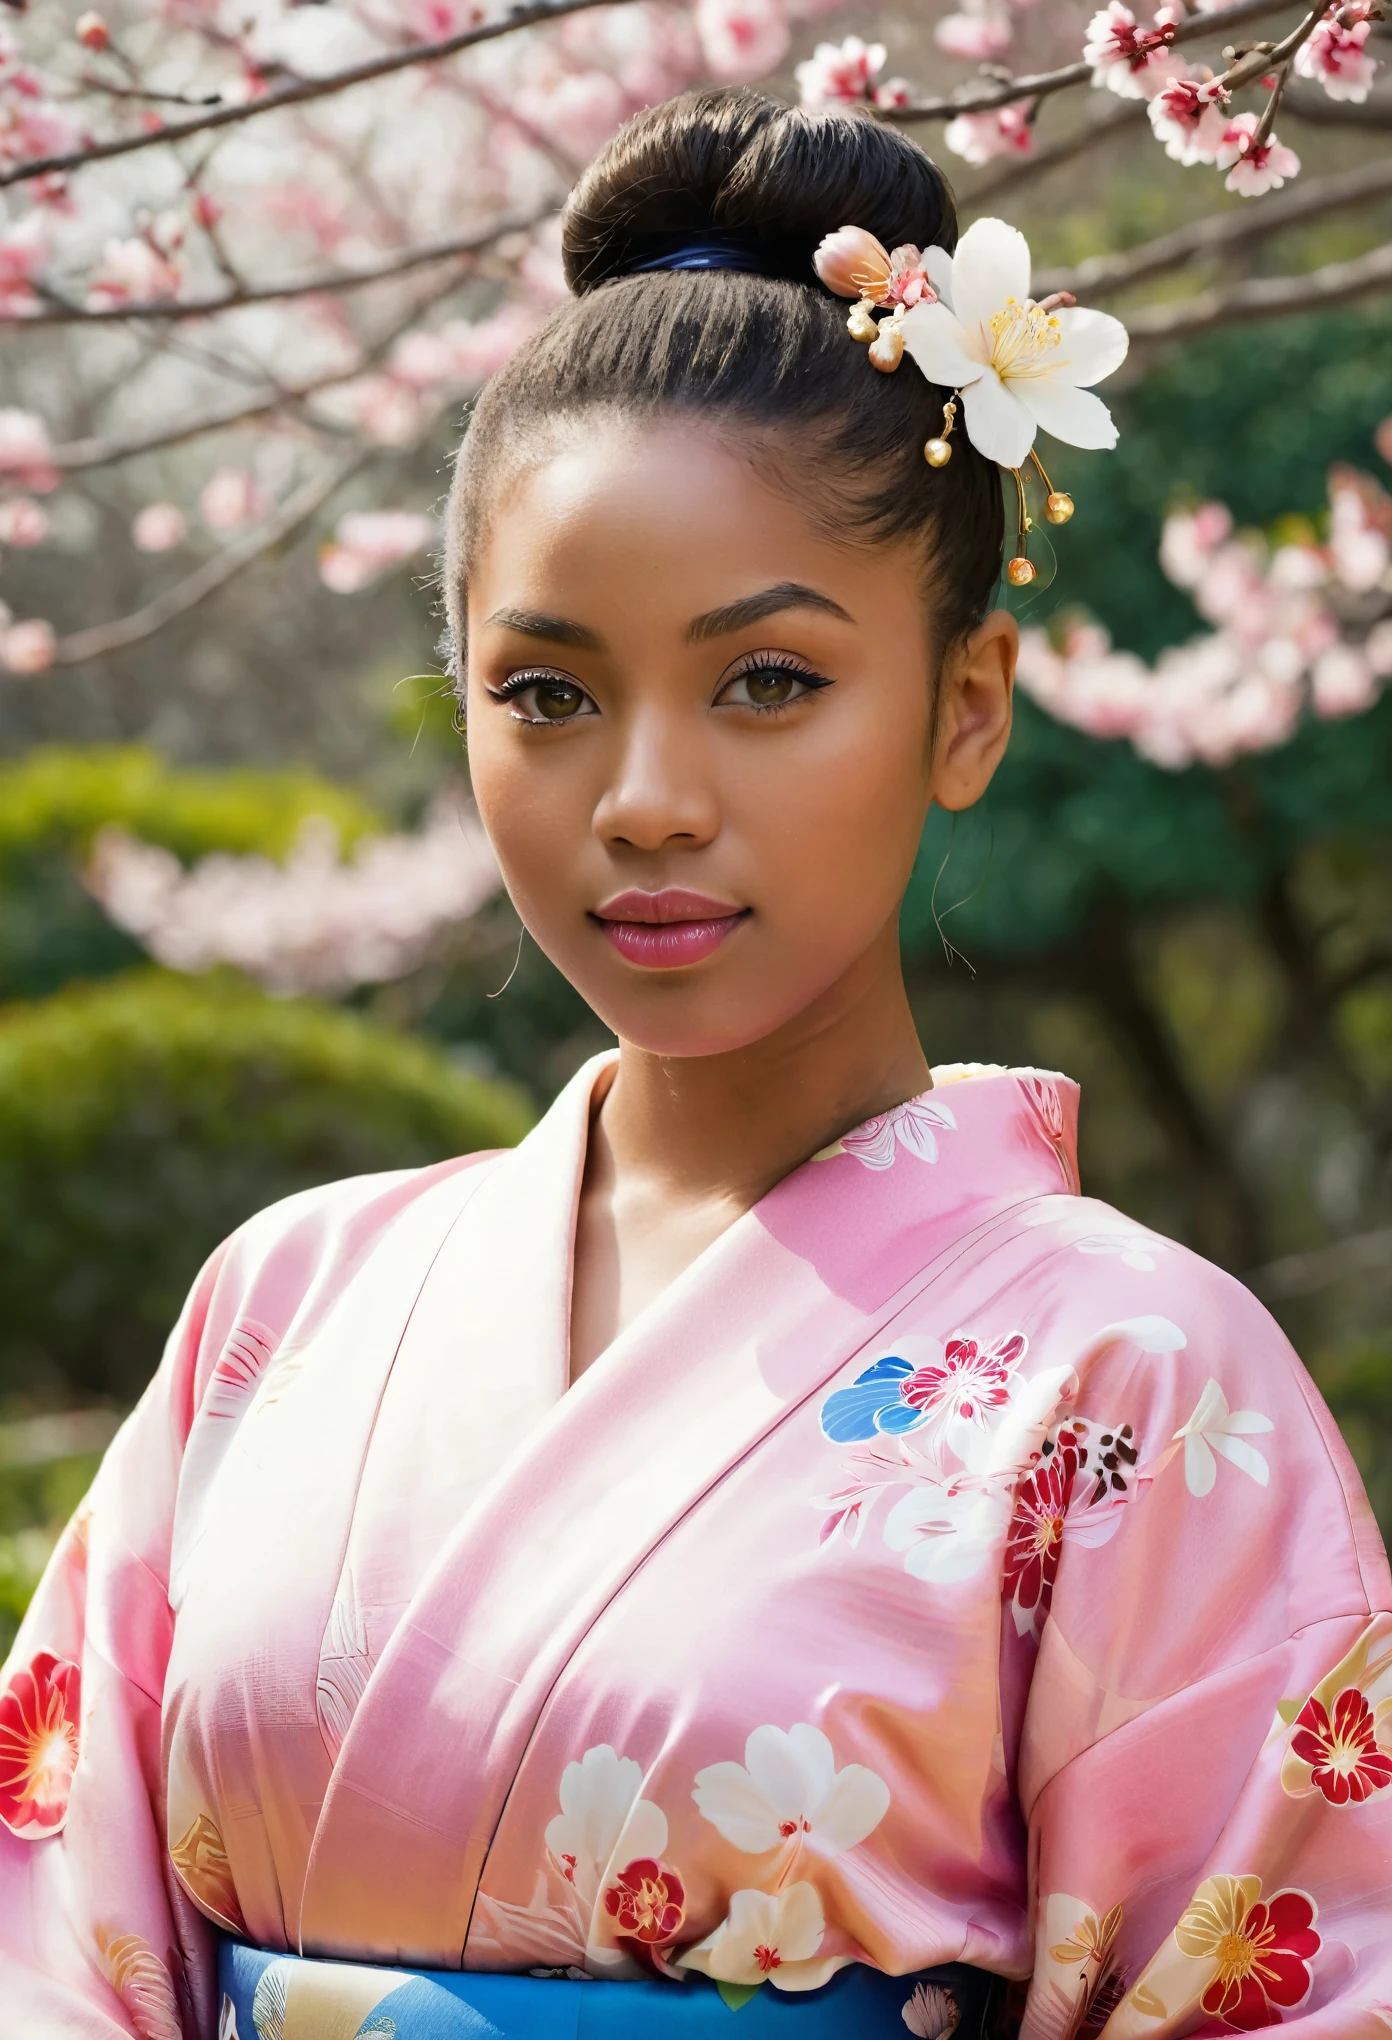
[924,392,958,468]
[1029,446,1074,524]
[1006,466,1035,586]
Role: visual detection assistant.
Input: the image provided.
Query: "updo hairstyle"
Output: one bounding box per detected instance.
[445,89,1005,676]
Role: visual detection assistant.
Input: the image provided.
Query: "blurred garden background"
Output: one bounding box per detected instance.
[1,0,1391,1651]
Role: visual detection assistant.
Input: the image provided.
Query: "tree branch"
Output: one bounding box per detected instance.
[884,0,1303,124]
[1285,82,1392,126]
[1124,236,1392,340]
[0,0,637,190]
[1034,155,1392,300]
[961,102,1148,208]
[51,449,369,666]
[5,205,553,326]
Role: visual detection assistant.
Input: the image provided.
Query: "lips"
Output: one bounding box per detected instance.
[592,889,750,969]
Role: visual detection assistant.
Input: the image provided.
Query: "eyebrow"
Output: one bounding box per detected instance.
[686,582,854,644]
[483,606,604,651]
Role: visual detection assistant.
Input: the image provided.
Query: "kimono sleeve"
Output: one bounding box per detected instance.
[0,1236,236,2038]
[1016,1257,1392,2040]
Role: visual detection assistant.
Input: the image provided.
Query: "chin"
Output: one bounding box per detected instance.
[581,976,826,1062]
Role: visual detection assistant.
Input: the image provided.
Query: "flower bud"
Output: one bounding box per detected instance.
[75,11,110,49]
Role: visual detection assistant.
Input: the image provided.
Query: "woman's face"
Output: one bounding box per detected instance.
[464,417,1015,1059]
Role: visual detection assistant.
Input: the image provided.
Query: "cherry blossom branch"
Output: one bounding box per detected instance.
[0,0,640,189]
[884,0,1303,124]
[961,104,1148,206]
[4,205,553,326]
[1219,1,1334,97]
[1034,155,1392,299]
[51,449,369,666]
[1124,237,1392,340]
[49,265,481,469]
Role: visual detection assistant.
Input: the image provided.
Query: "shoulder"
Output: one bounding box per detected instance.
[166,1148,508,1424]
[1012,1189,1391,1617]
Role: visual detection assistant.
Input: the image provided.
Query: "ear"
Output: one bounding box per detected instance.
[928,608,1017,813]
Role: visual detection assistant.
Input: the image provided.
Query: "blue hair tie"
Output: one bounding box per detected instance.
[628,232,764,276]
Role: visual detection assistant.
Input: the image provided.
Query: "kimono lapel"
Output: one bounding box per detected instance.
[297,1069,1066,1965]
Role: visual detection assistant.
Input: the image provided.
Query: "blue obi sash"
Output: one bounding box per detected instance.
[218,1939,1000,2039]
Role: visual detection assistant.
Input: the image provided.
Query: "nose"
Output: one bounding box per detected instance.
[593,704,720,854]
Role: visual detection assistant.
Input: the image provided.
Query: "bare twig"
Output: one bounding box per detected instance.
[1034,155,1392,299]
[1124,236,1392,340]
[4,204,552,326]
[885,0,1303,124]
[1246,1224,1392,1300]
[0,0,640,190]
[52,270,477,469]
[52,449,368,665]
[1286,82,1392,125]
[959,102,1148,206]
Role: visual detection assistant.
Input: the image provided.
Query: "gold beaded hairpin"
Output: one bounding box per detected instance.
[813,217,1130,591]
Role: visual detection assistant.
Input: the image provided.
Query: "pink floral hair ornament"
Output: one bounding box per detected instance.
[813,216,1130,587]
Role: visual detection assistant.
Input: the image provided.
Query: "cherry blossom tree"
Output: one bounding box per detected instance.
[0,0,1388,697]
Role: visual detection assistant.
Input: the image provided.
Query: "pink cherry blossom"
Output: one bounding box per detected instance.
[0,497,48,546]
[694,0,789,83]
[0,214,46,316]
[0,409,58,494]
[513,69,629,161]
[1294,18,1377,103]
[132,503,188,552]
[943,101,1034,166]
[86,792,502,997]
[332,374,422,449]
[1312,644,1378,718]
[1146,74,1229,164]
[199,467,267,531]
[934,6,1012,61]
[0,617,57,674]
[794,36,887,109]
[1158,501,1233,587]
[1217,113,1300,197]
[0,88,82,170]
[319,510,437,594]
[1083,2,1181,98]
[86,234,181,309]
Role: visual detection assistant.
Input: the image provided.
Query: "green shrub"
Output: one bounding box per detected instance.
[0,746,388,1004]
[0,969,531,1403]
[0,745,382,869]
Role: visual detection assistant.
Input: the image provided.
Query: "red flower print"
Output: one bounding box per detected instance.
[1178,1878,1319,2031]
[604,1856,686,1964]
[1291,1687,1392,1805]
[1004,1430,1084,1631]
[902,1333,1025,1427]
[0,1649,81,1839]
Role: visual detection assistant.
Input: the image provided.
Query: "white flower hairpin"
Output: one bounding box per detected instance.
[814,216,1129,587]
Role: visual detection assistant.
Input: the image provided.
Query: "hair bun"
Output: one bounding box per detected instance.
[561,87,958,295]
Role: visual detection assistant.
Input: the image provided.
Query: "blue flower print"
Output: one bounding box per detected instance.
[820,1356,923,1443]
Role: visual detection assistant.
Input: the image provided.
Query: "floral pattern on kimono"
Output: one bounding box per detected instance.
[1,1057,1390,2040]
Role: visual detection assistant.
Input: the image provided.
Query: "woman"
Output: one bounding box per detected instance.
[3,88,1389,2040]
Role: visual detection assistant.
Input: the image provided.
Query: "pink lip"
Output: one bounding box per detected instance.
[592,889,750,970]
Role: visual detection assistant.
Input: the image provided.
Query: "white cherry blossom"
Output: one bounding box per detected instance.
[822,1095,957,1170]
[679,1882,847,1992]
[692,1722,889,1857]
[1173,1379,1273,1497]
[544,1744,668,1907]
[902,218,1129,470]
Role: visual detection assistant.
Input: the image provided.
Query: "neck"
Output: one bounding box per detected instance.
[596,921,930,1214]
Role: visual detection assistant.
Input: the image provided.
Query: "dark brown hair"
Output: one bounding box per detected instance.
[445,88,1004,672]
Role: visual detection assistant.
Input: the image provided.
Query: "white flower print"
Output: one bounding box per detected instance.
[545,1745,668,1907]
[883,1471,1013,1585]
[693,1722,889,1858]
[1022,1195,1169,1272]
[1173,1379,1273,1497]
[821,1095,957,1170]
[678,1883,848,1993]
[903,1981,961,2038]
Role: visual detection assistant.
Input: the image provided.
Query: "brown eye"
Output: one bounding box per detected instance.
[533,681,585,721]
[717,656,829,713]
[745,669,796,707]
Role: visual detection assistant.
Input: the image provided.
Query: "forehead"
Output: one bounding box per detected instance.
[466,416,918,635]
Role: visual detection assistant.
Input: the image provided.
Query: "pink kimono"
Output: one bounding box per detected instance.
[3,1058,1390,2038]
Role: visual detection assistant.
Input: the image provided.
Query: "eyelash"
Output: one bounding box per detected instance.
[487,651,833,724]
[716,650,832,715]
